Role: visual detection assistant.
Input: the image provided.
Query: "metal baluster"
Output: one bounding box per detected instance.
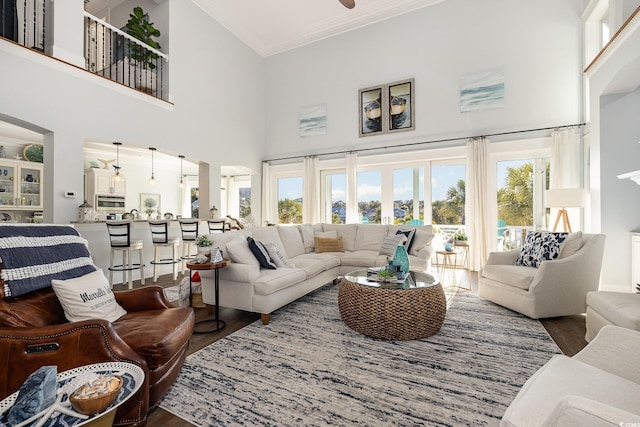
[40,0,44,50]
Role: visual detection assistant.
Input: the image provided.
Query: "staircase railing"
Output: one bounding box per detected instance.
[0,0,46,51]
[84,12,168,101]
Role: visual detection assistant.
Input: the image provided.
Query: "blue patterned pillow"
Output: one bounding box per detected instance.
[515,231,569,268]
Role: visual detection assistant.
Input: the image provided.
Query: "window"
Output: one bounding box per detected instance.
[322,171,346,224]
[600,11,610,48]
[431,163,466,229]
[393,167,424,225]
[278,176,303,224]
[357,170,382,223]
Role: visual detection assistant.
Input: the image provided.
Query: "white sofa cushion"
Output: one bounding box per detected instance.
[253,268,307,296]
[482,264,537,290]
[559,231,583,258]
[501,355,640,427]
[322,223,358,251]
[277,225,306,258]
[354,224,388,251]
[226,238,259,266]
[251,227,287,253]
[293,253,341,270]
[288,258,325,279]
[410,230,435,256]
[340,250,386,268]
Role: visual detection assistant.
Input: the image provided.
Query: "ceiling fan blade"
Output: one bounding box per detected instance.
[339,0,355,9]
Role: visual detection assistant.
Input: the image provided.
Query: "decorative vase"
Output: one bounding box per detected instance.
[25,174,33,182]
[197,246,211,257]
[392,244,410,275]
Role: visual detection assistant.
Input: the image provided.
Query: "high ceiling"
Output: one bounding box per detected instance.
[85,0,444,57]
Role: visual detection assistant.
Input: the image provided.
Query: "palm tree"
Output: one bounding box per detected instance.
[435,179,465,224]
[497,162,533,226]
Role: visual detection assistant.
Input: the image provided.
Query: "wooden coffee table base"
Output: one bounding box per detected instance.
[338,278,446,340]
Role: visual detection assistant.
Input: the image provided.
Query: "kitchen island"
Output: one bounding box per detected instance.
[73,220,210,285]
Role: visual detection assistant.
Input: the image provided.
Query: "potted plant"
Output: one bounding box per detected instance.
[453,229,469,246]
[125,6,161,93]
[196,235,214,256]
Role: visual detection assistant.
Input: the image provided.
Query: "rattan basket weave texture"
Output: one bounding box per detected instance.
[338,278,446,340]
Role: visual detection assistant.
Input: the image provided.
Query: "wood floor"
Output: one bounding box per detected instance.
[117,270,587,427]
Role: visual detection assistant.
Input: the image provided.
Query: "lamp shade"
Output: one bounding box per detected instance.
[545,188,586,208]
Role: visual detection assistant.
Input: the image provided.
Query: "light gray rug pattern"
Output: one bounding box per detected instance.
[159,285,560,426]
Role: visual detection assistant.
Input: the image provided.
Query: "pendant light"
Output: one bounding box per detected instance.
[178,155,185,188]
[112,142,123,182]
[148,147,157,185]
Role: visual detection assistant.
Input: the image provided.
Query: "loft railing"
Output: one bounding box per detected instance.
[0,0,46,51]
[84,12,168,101]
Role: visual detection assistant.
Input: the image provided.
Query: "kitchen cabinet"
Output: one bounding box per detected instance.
[0,159,43,210]
[86,168,126,197]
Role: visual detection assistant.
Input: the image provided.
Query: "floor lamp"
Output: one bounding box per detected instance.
[545,188,586,232]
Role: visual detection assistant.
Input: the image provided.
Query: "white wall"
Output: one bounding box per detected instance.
[263,0,586,161]
[0,1,265,223]
[600,89,640,289]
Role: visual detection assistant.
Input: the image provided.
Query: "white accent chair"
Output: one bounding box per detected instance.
[500,325,640,427]
[585,291,640,341]
[478,233,606,319]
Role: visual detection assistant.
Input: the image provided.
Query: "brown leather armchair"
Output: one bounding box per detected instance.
[0,285,195,426]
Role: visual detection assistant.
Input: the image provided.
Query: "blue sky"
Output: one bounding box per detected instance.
[277,160,529,203]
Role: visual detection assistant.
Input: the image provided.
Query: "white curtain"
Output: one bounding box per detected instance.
[261,162,272,226]
[466,137,490,271]
[303,156,320,224]
[346,152,358,224]
[551,128,581,188]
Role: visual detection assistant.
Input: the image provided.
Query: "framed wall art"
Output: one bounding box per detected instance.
[299,104,327,137]
[359,85,384,137]
[387,78,414,133]
[460,70,504,112]
[358,78,415,137]
[140,193,161,218]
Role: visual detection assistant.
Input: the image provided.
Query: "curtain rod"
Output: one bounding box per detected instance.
[263,122,585,163]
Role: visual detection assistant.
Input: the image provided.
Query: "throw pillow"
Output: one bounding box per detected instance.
[247,237,277,269]
[379,234,408,257]
[226,238,260,265]
[314,236,344,253]
[265,242,291,268]
[395,228,416,253]
[515,231,569,268]
[559,231,583,258]
[299,224,315,253]
[410,230,435,256]
[51,268,127,323]
[314,231,338,239]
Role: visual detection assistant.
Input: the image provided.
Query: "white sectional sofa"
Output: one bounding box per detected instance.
[199,223,435,324]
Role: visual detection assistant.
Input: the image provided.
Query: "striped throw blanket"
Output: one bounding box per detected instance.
[0,224,96,299]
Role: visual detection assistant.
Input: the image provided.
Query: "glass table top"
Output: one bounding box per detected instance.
[344,269,439,290]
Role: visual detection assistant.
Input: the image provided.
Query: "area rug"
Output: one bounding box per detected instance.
[159,285,560,426]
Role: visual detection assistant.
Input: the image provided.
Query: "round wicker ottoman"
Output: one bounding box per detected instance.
[339,269,446,340]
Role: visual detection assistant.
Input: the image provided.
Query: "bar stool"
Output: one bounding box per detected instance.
[207,219,228,233]
[178,218,199,274]
[148,220,181,282]
[106,221,145,289]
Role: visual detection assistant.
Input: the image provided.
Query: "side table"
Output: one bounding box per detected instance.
[187,260,228,333]
[436,250,458,287]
